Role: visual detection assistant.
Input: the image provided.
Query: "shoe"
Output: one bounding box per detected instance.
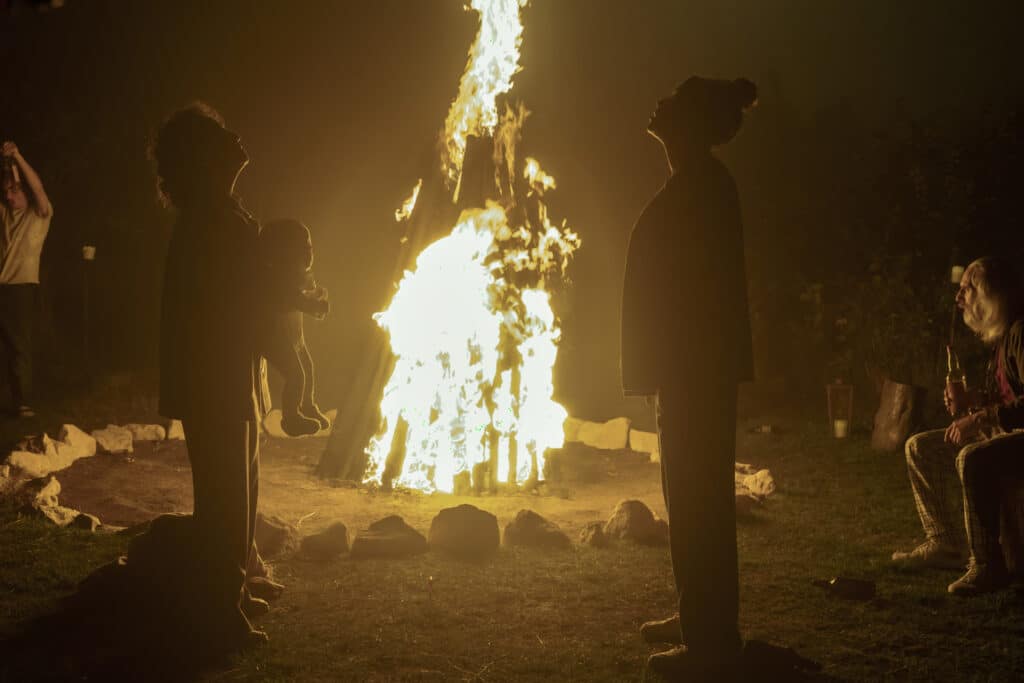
[301,403,331,431]
[243,594,271,619]
[243,629,269,648]
[16,405,35,419]
[648,645,738,680]
[892,539,964,570]
[247,575,285,602]
[947,559,1010,596]
[641,614,682,644]
[281,411,320,437]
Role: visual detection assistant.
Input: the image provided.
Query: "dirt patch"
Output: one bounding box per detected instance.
[55,437,665,537]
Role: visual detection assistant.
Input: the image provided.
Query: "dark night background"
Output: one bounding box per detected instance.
[3,0,1024,428]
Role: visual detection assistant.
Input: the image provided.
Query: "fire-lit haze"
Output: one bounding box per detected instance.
[364,0,580,494]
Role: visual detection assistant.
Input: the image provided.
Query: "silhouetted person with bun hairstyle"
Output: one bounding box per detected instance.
[621,76,757,679]
[258,218,331,436]
[151,103,269,653]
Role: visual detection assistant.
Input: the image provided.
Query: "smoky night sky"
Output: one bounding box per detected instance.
[2,0,1022,420]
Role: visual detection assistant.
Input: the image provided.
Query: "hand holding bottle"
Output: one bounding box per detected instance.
[944,345,969,417]
[943,381,969,417]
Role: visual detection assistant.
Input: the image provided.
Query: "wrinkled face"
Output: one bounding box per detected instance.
[2,180,28,211]
[957,265,1003,340]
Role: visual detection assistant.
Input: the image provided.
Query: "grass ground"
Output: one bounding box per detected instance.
[2,400,1024,681]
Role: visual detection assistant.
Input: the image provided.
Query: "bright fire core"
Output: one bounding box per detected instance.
[364,0,580,494]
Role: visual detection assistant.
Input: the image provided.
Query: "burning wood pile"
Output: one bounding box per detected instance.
[357,0,580,494]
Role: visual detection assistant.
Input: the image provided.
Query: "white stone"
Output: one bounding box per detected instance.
[15,433,58,457]
[263,409,286,438]
[5,427,96,479]
[124,423,167,441]
[737,468,776,499]
[31,476,62,508]
[8,441,77,479]
[58,424,97,458]
[628,429,660,462]
[38,504,81,527]
[91,425,134,454]
[563,416,584,442]
[166,419,185,440]
[576,417,631,450]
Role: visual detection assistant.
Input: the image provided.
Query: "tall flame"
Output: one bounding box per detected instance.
[366,0,579,494]
[442,0,529,191]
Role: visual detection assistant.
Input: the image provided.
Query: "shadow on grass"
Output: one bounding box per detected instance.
[1,600,240,682]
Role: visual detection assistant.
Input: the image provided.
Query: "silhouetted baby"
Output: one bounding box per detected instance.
[259,219,331,436]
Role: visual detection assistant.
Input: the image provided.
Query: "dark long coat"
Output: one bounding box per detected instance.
[620,154,753,395]
[159,197,266,422]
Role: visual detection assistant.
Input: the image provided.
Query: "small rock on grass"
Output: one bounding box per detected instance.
[166,420,185,440]
[428,504,499,559]
[124,423,166,442]
[350,515,426,559]
[503,509,572,550]
[301,522,350,560]
[579,521,608,547]
[91,425,134,454]
[255,513,300,557]
[604,499,669,546]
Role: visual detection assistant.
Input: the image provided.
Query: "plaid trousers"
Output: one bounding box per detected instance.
[905,428,1024,565]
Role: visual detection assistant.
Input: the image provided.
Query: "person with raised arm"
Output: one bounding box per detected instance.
[0,140,52,419]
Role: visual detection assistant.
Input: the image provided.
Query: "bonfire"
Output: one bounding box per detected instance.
[363,0,580,494]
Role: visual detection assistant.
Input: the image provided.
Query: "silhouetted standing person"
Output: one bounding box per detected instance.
[151,103,267,652]
[621,77,757,679]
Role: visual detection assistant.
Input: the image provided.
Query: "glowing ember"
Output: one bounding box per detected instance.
[365,0,579,494]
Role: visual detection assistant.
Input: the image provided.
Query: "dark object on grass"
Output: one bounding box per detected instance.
[300,521,350,560]
[10,512,281,678]
[871,379,926,452]
[812,576,876,600]
[428,504,499,559]
[255,512,300,557]
[350,515,427,559]
[603,499,669,546]
[503,509,572,550]
[579,521,608,547]
[742,639,822,678]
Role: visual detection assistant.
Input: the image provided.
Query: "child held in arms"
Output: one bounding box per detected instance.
[259,218,331,436]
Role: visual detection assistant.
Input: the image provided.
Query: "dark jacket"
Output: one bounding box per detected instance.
[620,154,753,396]
[159,197,266,422]
[989,319,1024,431]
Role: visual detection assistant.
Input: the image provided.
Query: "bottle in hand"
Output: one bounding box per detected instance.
[945,344,968,417]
